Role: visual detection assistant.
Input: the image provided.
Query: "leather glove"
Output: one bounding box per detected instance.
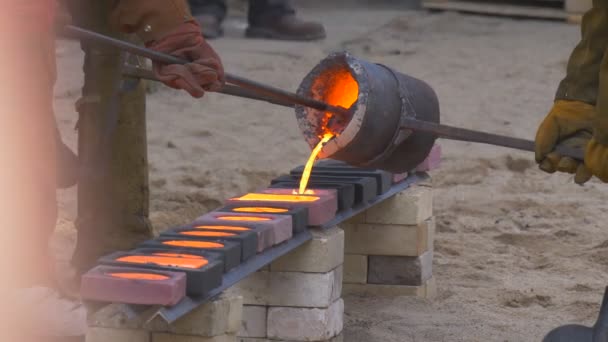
[146,20,224,98]
[585,138,608,182]
[535,100,594,184]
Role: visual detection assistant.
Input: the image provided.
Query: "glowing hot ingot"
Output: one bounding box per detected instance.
[162,240,224,249]
[298,134,333,194]
[194,225,251,231]
[235,193,320,203]
[179,231,236,237]
[108,272,170,281]
[233,207,289,213]
[116,255,209,269]
[216,215,272,221]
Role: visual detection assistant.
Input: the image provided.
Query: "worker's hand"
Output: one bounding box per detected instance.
[585,138,608,182]
[146,20,224,98]
[535,100,595,184]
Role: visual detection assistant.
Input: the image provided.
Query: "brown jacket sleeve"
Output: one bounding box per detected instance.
[110,0,193,43]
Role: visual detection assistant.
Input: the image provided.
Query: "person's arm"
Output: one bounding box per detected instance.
[109,0,224,98]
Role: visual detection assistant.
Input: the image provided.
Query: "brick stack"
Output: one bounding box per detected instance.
[233,226,345,342]
[85,293,243,342]
[342,183,436,298]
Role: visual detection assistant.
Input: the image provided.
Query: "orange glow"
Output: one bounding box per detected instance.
[152,252,204,259]
[299,134,333,194]
[179,231,236,237]
[235,193,320,203]
[216,215,271,221]
[319,69,359,136]
[194,225,251,231]
[116,255,209,269]
[163,240,224,249]
[233,207,289,213]
[109,272,170,281]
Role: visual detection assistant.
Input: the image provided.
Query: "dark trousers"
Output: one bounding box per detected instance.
[188,0,295,25]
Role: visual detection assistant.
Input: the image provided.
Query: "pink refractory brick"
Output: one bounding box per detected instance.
[80,265,186,306]
[231,189,338,226]
[416,144,441,172]
[194,211,293,248]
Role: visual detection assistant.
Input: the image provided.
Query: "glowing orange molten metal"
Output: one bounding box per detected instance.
[179,231,236,237]
[194,225,251,231]
[235,193,320,203]
[116,255,209,269]
[319,69,359,137]
[233,207,289,213]
[163,240,224,249]
[109,272,170,281]
[298,134,333,194]
[216,215,272,221]
[152,252,204,259]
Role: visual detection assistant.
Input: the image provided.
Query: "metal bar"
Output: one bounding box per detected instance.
[152,230,313,324]
[122,65,295,108]
[400,117,585,160]
[64,25,346,116]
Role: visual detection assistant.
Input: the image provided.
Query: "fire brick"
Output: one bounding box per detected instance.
[161,228,258,262]
[99,250,223,297]
[270,227,344,273]
[86,327,149,342]
[80,265,186,306]
[217,204,309,234]
[230,267,342,308]
[270,181,355,211]
[238,305,267,338]
[140,237,241,270]
[226,190,338,227]
[194,212,293,248]
[267,299,344,341]
[146,293,243,337]
[367,251,433,286]
[343,277,436,299]
[343,254,367,284]
[152,333,237,342]
[365,185,433,225]
[343,218,434,257]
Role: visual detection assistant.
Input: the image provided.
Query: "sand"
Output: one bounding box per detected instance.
[52,7,608,341]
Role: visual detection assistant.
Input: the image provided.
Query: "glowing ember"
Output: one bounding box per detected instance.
[194,225,251,231]
[116,255,209,269]
[163,240,224,249]
[152,252,204,259]
[235,193,319,203]
[108,272,170,281]
[233,207,289,213]
[298,134,333,194]
[216,215,271,221]
[179,231,236,237]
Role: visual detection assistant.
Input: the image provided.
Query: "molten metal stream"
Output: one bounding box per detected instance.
[298,134,333,194]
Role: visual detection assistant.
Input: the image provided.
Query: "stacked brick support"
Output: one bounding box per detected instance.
[231,227,345,342]
[342,183,436,298]
[85,293,243,342]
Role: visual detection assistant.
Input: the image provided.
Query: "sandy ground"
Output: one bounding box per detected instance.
[51,6,608,342]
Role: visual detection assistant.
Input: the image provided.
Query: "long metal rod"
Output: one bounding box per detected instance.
[400,118,585,160]
[122,65,295,108]
[64,25,344,115]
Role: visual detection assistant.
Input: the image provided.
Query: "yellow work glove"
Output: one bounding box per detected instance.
[585,138,608,182]
[535,100,594,184]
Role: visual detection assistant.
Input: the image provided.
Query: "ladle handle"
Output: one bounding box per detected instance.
[64,25,346,116]
[400,118,585,161]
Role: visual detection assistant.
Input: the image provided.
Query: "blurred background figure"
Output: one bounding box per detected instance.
[188,0,326,40]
